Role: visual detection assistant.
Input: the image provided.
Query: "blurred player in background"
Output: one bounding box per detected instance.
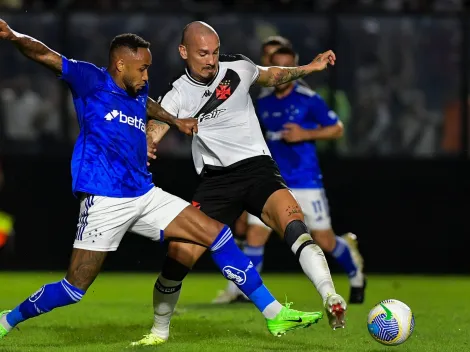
[214,46,366,305]
[0,160,14,251]
[0,19,323,344]
[141,21,347,346]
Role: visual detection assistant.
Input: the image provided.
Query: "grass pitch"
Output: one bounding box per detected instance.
[0,272,469,352]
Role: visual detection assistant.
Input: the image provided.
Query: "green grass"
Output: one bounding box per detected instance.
[0,273,469,352]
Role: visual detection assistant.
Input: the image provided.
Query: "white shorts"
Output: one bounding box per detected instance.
[73,187,189,251]
[247,188,331,231]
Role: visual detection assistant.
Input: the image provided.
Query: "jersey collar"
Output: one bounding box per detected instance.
[185,66,220,87]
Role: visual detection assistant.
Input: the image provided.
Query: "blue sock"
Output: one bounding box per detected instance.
[243,245,264,272]
[331,236,358,278]
[6,279,84,328]
[210,225,276,313]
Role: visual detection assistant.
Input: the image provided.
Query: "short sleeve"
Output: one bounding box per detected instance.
[307,94,339,127]
[222,54,260,86]
[158,87,181,117]
[60,56,104,98]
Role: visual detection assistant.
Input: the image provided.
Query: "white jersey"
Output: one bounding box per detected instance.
[158,54,271,174]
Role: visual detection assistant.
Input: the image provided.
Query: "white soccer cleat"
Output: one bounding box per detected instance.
[324,293,347,330]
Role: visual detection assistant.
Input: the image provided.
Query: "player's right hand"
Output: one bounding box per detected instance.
[176,118,198,135]
[0,19,15,41]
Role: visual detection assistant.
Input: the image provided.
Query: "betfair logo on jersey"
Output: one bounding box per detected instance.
[198,108,226,123]
[104,110,145,133]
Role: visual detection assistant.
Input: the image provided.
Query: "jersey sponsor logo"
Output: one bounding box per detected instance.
[104,110,145,133]
[203,89,211,98]
[222,265,247,285]
[193,69,241,122]
[198,108,226,123]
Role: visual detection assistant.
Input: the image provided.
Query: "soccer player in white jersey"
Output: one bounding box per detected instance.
[139,21,347,346]
[0,18,325,344]
[215,46,366,306]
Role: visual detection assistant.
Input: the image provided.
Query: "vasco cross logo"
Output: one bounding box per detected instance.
[216,80,231,100]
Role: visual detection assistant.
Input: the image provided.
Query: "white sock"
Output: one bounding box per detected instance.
[262,300,283,319]
[226,280,240,296]
[350,270,365,287]
[291,233,336,302]
[151,276,182,340]
[0,314,12,332]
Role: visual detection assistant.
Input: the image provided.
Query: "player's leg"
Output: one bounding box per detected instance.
[0,194,133,338]
[242,161,346,330]
[213,213,271,304]
[130,188,323,345]
[299,188,365,304]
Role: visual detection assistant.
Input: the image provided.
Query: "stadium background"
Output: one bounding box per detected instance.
[0,0,468,275]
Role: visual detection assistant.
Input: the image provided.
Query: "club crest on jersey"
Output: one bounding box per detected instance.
[216,80,231,100]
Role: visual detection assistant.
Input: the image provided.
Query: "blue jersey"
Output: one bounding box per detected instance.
[60,57,153,198]
[257,84,339,189]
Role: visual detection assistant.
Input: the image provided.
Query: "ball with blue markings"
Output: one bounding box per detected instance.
[367,299,415,346]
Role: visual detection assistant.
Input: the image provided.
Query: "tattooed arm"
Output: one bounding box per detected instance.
[146,119,170,165]
[147,97,198,136]
[256,50,336,87]
[0,19,62,74]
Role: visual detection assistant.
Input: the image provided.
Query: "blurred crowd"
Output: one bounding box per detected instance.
[0,0,466,11]
[0,2,466,157]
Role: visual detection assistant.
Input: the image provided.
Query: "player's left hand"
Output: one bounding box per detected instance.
[309,50,336,71]
[282,123,308,143]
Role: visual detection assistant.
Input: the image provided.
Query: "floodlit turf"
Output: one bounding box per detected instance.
[0,272,469,352]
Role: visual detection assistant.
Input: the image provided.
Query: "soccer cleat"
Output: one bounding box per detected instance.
[341,232,366,304]
[324,294,347,330]
[266,302,323,337]
[130,333,167,346]
[0,310,11,339]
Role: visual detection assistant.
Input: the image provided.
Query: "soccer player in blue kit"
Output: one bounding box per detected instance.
[0,19,326,342]
[226,46,367,304]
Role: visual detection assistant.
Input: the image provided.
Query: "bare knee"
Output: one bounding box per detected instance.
[262,189,305,234]
[168,242,206,268]
[311,229,336,252]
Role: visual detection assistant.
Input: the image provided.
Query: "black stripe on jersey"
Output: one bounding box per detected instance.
[219,53,256,65]
[194,69,241,121]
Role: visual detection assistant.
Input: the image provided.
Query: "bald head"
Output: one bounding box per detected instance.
[179,21,220,84]
[181,21,219,46]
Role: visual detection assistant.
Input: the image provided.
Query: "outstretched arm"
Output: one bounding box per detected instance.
[147,97,198,136]
[0,19,62,74]
[256,50,336,87]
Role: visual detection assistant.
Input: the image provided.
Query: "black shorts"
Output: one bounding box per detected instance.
[192,156,288,227]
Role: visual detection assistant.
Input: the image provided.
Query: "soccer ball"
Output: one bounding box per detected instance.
[367,299,415,346]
